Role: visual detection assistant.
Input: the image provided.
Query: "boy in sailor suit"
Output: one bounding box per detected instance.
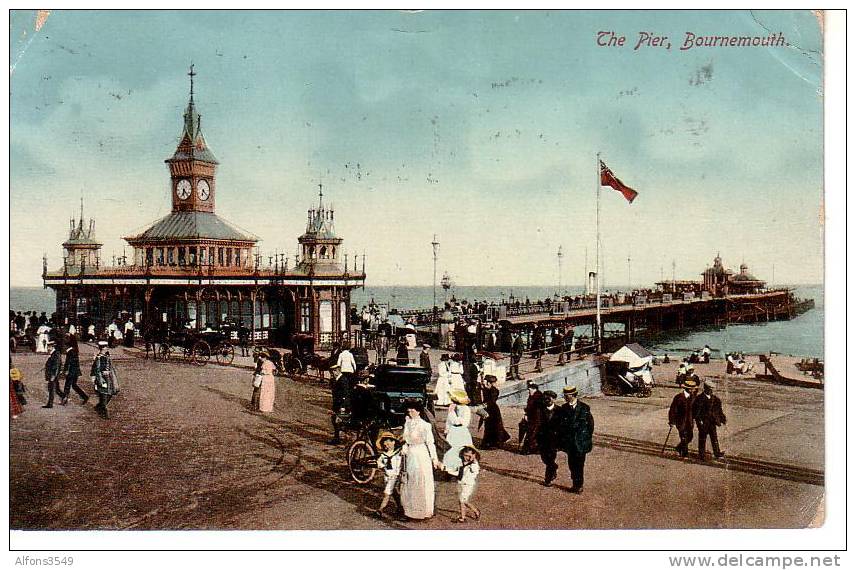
[374,432,403,518]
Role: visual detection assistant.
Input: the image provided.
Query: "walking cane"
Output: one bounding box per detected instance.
[661,425,673,455]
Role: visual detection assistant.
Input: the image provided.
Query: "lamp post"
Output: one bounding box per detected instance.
[557,245,564,296]
[431,234,440,319]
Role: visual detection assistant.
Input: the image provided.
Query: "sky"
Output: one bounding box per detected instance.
[9,10,824,288]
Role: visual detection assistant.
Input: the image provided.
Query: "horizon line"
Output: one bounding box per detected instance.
[9,282,825,289]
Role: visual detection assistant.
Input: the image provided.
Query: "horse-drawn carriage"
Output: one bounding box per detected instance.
[154,327,235,366]
[270,333,370,379]
[342,364,432,484]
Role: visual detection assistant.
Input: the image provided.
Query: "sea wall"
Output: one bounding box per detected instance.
[498,357,602,405]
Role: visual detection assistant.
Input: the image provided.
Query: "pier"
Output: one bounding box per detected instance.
[398,288,813,350]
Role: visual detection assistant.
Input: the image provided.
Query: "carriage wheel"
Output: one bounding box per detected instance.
[158,343,173,362]
[601,382,620,397]
[638,386,652,398]
[347,440,377,485]
[215,343,235,366]
[191,340,211,366]
[285,356,304,376]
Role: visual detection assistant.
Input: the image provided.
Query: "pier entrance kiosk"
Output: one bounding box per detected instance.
[43,67,365,349]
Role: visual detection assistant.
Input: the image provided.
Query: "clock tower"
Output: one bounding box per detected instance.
[165,64,218,213]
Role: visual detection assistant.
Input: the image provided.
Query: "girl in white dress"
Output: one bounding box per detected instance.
[442,390,473,475]
[454,445,481,523]
[434,354,452,407]
[400,401,440,520]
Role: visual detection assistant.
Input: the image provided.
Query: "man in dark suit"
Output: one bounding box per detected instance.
[510,332,525,380]
[419,344,431,370]
[555,385,595,493]
[538,390,561,486]
[668,377,699,458]
[43,340,63,408]
[692,380,727,461]
[532,326,544,372]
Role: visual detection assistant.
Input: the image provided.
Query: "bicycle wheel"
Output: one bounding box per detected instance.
[347,439,377,485]
[191,340,211,366]
[215,343,235,366]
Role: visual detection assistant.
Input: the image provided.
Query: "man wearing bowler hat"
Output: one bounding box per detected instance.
[692,380,727,461]
[43,340,63,408]
[91,341,119,419]
[669,377,699,458]
[419,344,432,371]
[555,385,594,493]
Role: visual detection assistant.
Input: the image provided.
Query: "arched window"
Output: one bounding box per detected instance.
[320,246,327,258]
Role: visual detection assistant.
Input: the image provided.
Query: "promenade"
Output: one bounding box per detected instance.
[10,344,823,530]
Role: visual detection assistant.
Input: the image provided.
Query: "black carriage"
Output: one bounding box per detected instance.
[285,333,370,379]
[154,327,235,366]
[344,364,432,484]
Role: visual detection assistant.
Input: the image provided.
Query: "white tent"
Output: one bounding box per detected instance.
[609,343,654,369]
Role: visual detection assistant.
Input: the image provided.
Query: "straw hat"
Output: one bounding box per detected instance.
[682,377,700,389]
[375,431,400,450]
[459,445,481,461]
[563,385,578,396]
[450,390,470,405]
[10,368,22,382]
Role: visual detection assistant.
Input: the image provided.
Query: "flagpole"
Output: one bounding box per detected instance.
[596,151,602,353]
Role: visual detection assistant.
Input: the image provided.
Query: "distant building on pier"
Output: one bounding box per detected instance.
[656,254,766,297]
[43,67,365,348]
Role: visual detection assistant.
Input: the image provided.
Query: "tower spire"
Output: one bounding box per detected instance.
[188,62,196,102]
[318,183,324,208]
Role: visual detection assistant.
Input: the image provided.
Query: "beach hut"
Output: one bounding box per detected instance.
[610,343,654,368]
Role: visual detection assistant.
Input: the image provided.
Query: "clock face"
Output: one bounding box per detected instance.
[197,179,211,201]
[176,179,192,200]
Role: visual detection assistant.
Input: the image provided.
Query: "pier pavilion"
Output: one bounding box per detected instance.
[42,67,365,349]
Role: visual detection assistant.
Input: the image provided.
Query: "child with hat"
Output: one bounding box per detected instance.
[374,431,403,518]
[454,445,481,523]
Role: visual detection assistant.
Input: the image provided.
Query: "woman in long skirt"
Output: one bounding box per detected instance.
[10,363,24,419]
[434,354,452,407]
[448,354,466,394]
[36,324,50,353]
[442,390,473,475]
[257,353,277,413]
[480,375,510,449]
[250,353,264,411]
[400,400,440,520]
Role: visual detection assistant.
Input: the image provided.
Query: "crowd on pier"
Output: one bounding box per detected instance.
[11,304,736,525]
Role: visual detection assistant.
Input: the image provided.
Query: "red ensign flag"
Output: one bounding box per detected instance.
[600,160,638,203]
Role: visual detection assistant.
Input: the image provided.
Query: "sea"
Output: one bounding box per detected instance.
[10,284,824,358]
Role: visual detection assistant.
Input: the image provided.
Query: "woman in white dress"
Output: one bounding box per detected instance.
[36,324,50,353]
[434,354,452,407]
[448,354,466,394]
[400,401,440,520]
[442,390,473,475]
